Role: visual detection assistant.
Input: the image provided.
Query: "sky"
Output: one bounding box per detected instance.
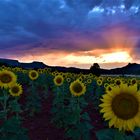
[0,0,140,69]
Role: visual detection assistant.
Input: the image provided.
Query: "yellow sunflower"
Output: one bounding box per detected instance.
[97,79,102,86]
[131,78,137,85]
[70,80,86,97]
[99,77,103,81]
[99,83,140,132]
[115,79,122,86]
[9,83,23,97]
[29,70,39,80]
[107,77,112,82]
[0,70,17,88]
[104,83,109,88]
[53,75,64,86]
[66,78,71,83]
[105,84,113,92]
[87,79,92,84]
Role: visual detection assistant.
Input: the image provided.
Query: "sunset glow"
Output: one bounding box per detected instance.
[0,0,140,69]
[65,51,132,64]
[100,52,132,63]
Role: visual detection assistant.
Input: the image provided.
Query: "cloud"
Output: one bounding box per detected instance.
[0,0,140,68]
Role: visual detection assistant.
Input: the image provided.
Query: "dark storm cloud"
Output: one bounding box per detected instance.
[0,0,140,58]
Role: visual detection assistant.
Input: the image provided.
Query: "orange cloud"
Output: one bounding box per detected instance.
[5,26,140,69]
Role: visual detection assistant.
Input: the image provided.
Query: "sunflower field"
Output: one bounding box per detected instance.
[0,66,140,140]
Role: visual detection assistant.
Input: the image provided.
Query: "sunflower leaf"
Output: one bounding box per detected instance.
[96,128,118,140]
[133,127,140,138]
[81,112,91,121]
[114,130,125,140]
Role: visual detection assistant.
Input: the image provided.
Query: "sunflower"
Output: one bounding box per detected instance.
[99,83,140,132]
[107,77,112,82]
[131,78,137,85]
[87,79,92,84]
[99,77,103,81]
[9,83,23,97]
[70,80,86,97]
[29,70,39,80]
[66,78,71,83]
[97,79,102,86]
[0,70,17,88]
[62,74,67,79]
[54,75,64,86]
[104,83,109,88]
[78,77,83,82]
[115,79,122,86]
[37,68,44,74]
[22,69,27,74]
[105,85,112,92]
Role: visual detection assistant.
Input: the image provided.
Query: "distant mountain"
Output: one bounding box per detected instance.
[0,58,140,75]
[0,58,47,69]
[108,63,140,75]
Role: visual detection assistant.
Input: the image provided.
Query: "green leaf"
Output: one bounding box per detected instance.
[133,127,140,138]
[0,111,7,119]
[124,135,135,140]
[82,132,90,140]
[16,133,30,140]
[65,128,81,140]
[85,122,93,130]
[9,100,21,113]
[2,116,21,133]
[0,96,4,100]
[114,131,125,140]
[81,112,91,121]
[96,128,116,140]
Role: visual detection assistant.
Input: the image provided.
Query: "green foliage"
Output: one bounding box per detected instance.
[25,81,41,117]
[0,116,29,140]
[9,99,21,113]
[96,128,135,140]
[0,88,29,140]
[51,86,93,140]
[64,97,93,140]
[133,127,140,139]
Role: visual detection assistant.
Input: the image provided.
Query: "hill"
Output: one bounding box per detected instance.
[0,58,140,75]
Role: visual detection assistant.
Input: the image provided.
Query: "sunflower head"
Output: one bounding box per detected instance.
[131,78,137,85]
[70,80,86,97]
[54,75,64,86]
[99,83,140,132]
[0,70,17,88]
[9,83,23,97]
[97,79,102,86]
[87,79,92,84]
[29,70,39,80]
[66,78,71,83]
[115,79,122,86]
[104,83,109,88]
[106,85,112,92]
[78,77,83,82]
[107,77,112,82]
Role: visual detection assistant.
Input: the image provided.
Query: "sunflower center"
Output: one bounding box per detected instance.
[116,80,121,85]
[0,74,12,83]
[72,83,83,93]
[31,72,37,77]
[56,78,62,84]
[112,93,139,120]
[11,86,19,93]
[108,87,112,91]
[132,80,136,85]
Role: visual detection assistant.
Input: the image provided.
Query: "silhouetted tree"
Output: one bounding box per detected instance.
[90,63,101,76]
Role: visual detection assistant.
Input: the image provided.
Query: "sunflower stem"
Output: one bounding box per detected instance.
[77,97,80,124]
[3,89,9,121]
[15,97,19,120]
